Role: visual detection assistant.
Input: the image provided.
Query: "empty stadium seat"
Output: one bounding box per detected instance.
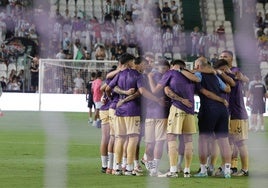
[260,61,268,69]
[261,68,268,78]
[7,63,16,72]
[206,20,214,27]
[173,53,182,59]
[164,52,172,60]
[265,3,268,10]
[155,53,163,61]
[0,63,7,71]
[256,2,264,10]
[216,8,224,15]
[0,71,7,79]
[208,46,217,56]
[17,65,25,72]
[226,40,234,48]
[223,21,231,27]
[206,25,214,34]
[219,40,226,48]
[208,14,217,21]
[218,47,225,54]
[217,14,225,21]
[225,26,232,34]
[214,20,223,28]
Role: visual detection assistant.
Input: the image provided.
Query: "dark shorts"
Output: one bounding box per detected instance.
[251,101,265,114]
[88,99,95,109]
[31,76,38,87]
[198,105,229,137]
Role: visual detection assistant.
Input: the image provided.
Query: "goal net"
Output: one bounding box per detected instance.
[37,59,118,111]
[39,59,118,94]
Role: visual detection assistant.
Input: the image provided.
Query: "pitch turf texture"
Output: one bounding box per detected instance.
[0,111,268,188]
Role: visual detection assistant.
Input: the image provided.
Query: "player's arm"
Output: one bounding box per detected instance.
[199,88,229,107]
[138,87,165,106]
[86,92,88,100]
[217,76,231,93]
[117,91,141,108]
[164,86,193,108]
[246,90,252,106]
[100,83,107,92]
[106,69,121,79]
[217,70,236,87]
[105,85,112,98]
[195,65,215,74]
[235,71,249,83]
[114,86,136,95]
[106,65,127,79]
[147,72,164,94]
[181,69,201,82]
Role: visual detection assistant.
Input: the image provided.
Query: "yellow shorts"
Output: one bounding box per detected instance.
[99,110,109,125]
[114,116,141,136]
[144,119,167,143]
[229,119,248,141]
[167,105,196,135]
[109,108,116,136]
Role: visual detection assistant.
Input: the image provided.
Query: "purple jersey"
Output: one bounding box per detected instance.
[158,70,195,114]
[100,78,112,111]
[231,66,240,73]
[109,91,120,110]
[109,68,144,116]
[145,72,170,119]
[229,79,248,120]
[105,71,120,110]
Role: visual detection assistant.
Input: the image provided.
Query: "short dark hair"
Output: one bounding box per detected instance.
[170,59,186,68]
[119,53,135,65]
[91,72,96,78]
[134,57,148,65]
[97,71,102,78]
[158,59,170,68]
[108,65,117,73]
[134,56,142,65]
[213,59,228,69]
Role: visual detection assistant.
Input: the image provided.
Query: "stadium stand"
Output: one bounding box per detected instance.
[0,0,264,92]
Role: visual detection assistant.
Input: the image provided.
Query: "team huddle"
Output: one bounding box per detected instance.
[95,50,250,178]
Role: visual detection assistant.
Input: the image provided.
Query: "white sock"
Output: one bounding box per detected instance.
[170,165,177,173]
[101,155,108,168]
[200,164,207,173]
[206,155,211,167]
[113,155,117,170]
[107,152,114,169]
[115,163,121,170]
[122,157,127,169]
[143,153,147,161]
[126,163,134,171]
[134,160,139,168]
[225,163,231,174]
[154,158,160,171]
[184,167,190,173]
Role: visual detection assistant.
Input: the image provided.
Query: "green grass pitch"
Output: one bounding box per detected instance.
[0,111,268,188]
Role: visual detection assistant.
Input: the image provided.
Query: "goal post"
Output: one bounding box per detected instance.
[38,59,118,111]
